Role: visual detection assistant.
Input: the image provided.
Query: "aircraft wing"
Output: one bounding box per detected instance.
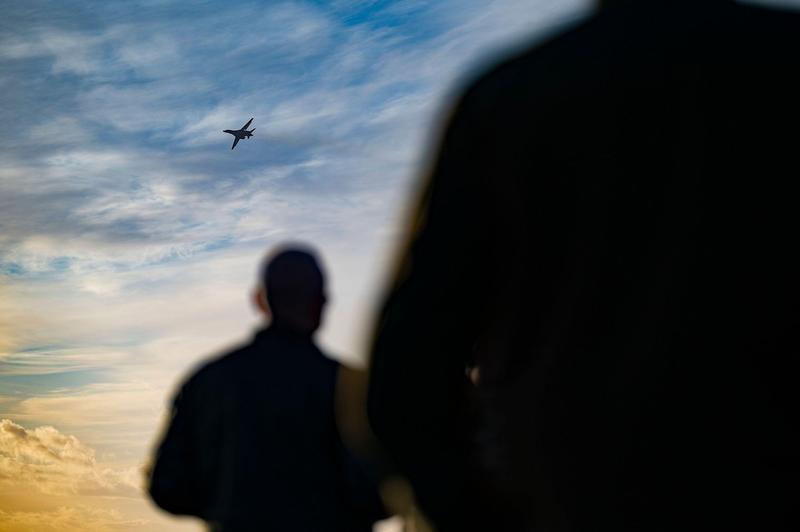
[241,118,253,130]
[231,136,240,150]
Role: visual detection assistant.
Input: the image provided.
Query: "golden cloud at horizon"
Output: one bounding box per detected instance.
[0,419,183,532]
[0,418,141,496]
[0,506,148,532]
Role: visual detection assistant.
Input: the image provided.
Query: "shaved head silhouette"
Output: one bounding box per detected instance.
[260,246,327,334]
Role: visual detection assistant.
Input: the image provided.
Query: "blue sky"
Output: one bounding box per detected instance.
[3,0,800,529]
[0,1,595,528]
[0,0,668,529]
[0,0,591,381]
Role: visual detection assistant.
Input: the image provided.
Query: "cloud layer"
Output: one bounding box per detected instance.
[1,1,595,530]
[0,506,147,532]
[0,419,139,496]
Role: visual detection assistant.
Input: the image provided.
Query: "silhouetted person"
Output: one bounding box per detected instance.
[368,1,800,530]
[150,246,385,531]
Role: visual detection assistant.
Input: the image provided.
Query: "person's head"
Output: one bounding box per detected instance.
[255,245,327,335]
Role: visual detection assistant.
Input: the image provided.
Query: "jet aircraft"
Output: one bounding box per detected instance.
[223,118,255,150]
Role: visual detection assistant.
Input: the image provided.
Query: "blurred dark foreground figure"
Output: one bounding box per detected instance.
[150,246,386,531]
[368,0,800,530]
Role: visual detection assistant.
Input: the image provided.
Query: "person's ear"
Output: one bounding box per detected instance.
[254,288,271,318]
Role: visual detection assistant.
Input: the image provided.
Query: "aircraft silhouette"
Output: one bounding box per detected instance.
[223,118,255,150]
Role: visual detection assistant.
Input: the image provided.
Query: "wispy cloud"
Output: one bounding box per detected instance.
[1,1,594,529]
[0,29,107,75]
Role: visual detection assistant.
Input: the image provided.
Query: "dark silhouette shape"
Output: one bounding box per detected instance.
[149,245,386,531]
[223,117,255,149]
[368,1,800,531]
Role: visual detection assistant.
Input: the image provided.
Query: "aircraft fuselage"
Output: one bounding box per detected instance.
[223,129,253,139]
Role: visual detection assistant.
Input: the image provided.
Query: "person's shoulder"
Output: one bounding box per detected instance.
[178,338,259,393]
[454,10,607,118]
[459,0,800,111]
[727,0,800,27]
[458,2,676,103]
[723,1,800,51]
[312,343,341,371]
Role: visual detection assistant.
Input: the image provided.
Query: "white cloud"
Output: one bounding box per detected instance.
[0,419,140,496]
[0,346,130,376]
[225,2,335,58]
[27,116,94,146]
[114,34,180,72]
[0,29,106,75]
[0,2,595,529]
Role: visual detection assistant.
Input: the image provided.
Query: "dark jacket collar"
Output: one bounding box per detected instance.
[255,322,315,345]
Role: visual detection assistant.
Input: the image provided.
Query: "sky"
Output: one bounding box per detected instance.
[6,0,797,529]
[0,1,594,529]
